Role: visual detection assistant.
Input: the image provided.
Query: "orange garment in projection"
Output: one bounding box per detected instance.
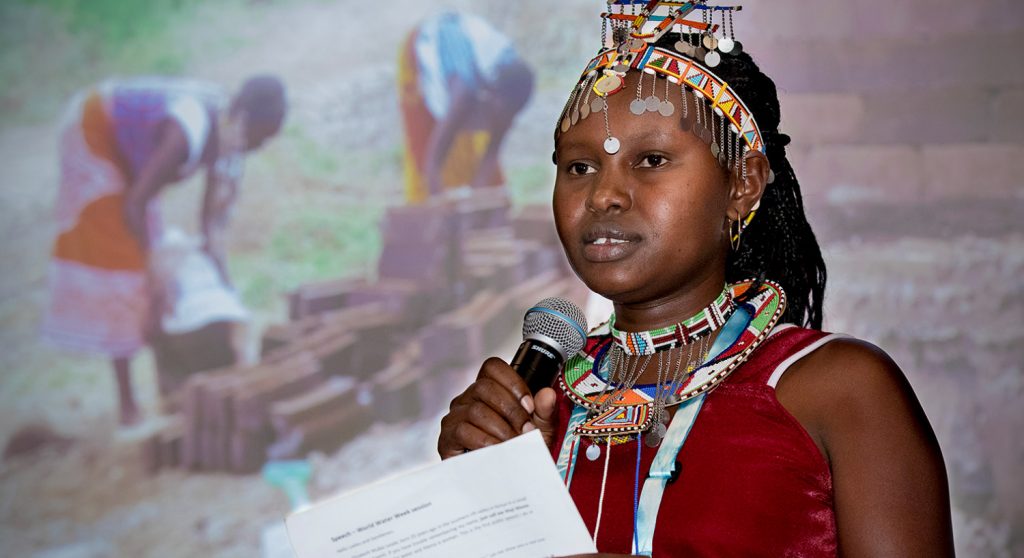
[53,92,145,271]
[43,90,152,357]
[397,26,503,205]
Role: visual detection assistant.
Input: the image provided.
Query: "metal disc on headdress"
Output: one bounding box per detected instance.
[630,38,646,50]
[645,96,660,112]
[570,109,580,125]
[630,98,647,115]
[702,34,718,50]
[705,50,722,68]
[730,41,743,55]
[560,117,571,133]
[658,100,675,117]
[719,151,729,167]
[674,40,695,56]
[718,37,735,53]
[710,142,721,158]
[591,98,605,113]
[700,127,713,144]
[594,74,624,96]
[767,169,776,184]
[580,102,591,119]
[694,46,708,61]
[680,116,693,132]
[614,63,630,73]
[604,136,621,154]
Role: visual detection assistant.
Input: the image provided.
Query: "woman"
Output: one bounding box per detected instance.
[398,11,534,204]
[42,75,286,426]
[438,2,953,556]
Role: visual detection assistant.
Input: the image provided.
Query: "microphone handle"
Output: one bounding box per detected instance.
[510,339,564,395]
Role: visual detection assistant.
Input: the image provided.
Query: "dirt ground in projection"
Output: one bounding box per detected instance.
[0,1,1021,556]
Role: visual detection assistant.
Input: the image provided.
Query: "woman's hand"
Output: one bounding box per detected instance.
[438,357,559,459]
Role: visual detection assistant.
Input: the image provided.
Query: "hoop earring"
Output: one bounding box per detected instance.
[730,210,756,251]
[729,218,742,251]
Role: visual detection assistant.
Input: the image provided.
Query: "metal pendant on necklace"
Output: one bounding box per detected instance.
[645,422,667,448]
[586,442,602,461]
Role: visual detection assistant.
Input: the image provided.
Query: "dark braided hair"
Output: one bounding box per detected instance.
[653,33,827,328]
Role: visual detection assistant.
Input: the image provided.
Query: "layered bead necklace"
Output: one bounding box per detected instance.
[555,279,787,555]
[586,286,734,450]
[559,279,786,461]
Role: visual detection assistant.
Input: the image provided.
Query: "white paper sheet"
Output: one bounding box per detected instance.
[286,430,596,558]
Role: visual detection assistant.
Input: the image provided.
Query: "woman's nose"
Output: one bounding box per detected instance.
[587,167,631,214]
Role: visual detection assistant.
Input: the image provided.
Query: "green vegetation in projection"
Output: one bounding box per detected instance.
[507,162,556,207]
[231,202,385,312]
[0,0,252,125]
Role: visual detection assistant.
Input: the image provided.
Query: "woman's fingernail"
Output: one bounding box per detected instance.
[522,422,536,433]
[520,395,535,414]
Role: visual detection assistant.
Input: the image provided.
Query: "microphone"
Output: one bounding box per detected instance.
[511,297,589,394]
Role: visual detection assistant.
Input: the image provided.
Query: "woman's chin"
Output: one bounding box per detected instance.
[575,273,644,304]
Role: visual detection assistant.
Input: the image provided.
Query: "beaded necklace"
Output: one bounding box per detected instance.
[555,279,787,554]
[610,286,733,355]
[557,279,786,461]
[583,285,732,447]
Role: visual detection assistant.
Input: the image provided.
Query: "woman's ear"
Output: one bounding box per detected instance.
[727,150,769,220]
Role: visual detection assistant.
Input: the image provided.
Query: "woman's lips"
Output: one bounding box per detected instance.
[581,234,641,262]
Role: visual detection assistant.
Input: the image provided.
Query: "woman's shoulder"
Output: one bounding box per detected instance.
[774,329,939,463]
[776,331,911,406]
[773,332,951,553]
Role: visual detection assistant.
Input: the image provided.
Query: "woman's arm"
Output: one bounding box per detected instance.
[200,164,238,284]
[123,120,190,248]
[424,78,474,196]
[777,338,955,556]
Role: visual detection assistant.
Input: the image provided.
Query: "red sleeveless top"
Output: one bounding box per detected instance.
[550,326,839,557]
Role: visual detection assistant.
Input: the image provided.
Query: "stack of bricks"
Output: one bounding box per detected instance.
[145,188,584,474]
[146,351,324,473]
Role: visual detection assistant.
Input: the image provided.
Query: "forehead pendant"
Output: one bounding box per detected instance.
[594,68,625,155]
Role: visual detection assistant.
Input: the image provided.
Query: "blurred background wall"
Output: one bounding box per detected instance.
[0,1,1021,556]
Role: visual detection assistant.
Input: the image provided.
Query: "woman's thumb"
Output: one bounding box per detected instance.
[531,387,558,447]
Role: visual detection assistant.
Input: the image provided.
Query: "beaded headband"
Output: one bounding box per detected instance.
[555,1,766,181]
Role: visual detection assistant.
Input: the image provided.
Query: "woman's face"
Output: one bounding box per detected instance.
[553,73,735,307]
[243,116,283,152]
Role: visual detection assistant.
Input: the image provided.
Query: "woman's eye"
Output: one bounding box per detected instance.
[567,162,596,175]
[638,154,668,168]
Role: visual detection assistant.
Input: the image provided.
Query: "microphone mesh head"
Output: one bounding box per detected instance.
[523,297,589,360]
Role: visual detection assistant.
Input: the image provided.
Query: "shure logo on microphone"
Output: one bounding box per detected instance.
[530,344,557,360]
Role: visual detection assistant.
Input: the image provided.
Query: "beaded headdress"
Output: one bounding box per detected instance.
[556,0,766,184]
